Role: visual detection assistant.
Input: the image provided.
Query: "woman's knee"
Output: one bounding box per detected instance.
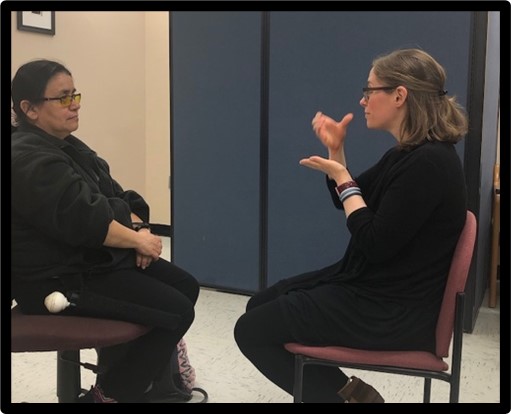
[246,284,281,311]
[235,299,292,350]
[180,303,195,329]
[234,306,273,348]
[156,261,200,304]
[186,276,200,304]
[233,312,251,351]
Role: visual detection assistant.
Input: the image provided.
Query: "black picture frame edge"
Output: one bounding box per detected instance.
[16,11,55,36]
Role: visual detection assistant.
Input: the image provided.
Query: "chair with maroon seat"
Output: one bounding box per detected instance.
[284,210,477,403]
[11,307,151,403]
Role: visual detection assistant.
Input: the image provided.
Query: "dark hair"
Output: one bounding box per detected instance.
[11,59,72,126]
[372,49,468,148]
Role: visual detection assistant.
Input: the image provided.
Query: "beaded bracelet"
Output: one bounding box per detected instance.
[335,180,358,196]
[339,186,362,203]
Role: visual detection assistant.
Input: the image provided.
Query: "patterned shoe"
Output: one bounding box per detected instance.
[337,376,384,403]
[77,386,118,403]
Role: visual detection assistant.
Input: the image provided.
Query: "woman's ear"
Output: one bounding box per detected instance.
[20,100,38,121]
[394,86,408,107]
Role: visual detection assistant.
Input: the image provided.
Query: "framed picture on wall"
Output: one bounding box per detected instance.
[17,11,55,35]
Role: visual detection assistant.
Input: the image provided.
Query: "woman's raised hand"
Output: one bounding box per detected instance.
[311,112,354,153]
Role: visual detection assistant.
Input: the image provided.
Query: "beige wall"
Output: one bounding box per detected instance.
[11,11,171,224]
[145,12,171,225]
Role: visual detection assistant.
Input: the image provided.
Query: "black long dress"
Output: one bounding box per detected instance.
[276,141,467,353]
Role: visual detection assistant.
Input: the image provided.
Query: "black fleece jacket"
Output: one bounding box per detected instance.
[11,125,149,283]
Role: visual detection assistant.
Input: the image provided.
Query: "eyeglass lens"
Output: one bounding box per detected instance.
[62,94,81,106]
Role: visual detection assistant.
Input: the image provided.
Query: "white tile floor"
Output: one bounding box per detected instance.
[11,238,501,404]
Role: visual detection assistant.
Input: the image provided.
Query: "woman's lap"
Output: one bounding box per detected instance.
[84,259,198,312]
[13,259,199,319]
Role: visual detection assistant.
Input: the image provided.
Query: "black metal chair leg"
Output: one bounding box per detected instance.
[423,378,431,403]
[293,355,304,403]
[57,350,82,403]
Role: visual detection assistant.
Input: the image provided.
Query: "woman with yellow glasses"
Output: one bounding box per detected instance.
[11,59,199,403]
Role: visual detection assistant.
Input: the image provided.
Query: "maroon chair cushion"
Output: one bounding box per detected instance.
[284,343,449,371]
[11,306,151,352]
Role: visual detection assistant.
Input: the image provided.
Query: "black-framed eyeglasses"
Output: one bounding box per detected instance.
[362,87,396,101]
[39,93,82,107]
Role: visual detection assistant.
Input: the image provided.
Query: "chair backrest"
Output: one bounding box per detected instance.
[436,210,477,357]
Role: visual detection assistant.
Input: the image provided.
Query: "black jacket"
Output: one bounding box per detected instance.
[11,124,149,283]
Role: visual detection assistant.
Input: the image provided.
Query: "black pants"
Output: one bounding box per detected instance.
[234,284,349,403]
[14,259,199,402]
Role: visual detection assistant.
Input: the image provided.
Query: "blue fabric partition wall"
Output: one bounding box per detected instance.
[171,12,262,292]
[170,11,479,299]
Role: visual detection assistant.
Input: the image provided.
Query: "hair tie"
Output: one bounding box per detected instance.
[439,90,448,96]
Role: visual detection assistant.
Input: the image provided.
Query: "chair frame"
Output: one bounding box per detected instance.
[290,292,465,403]
[489,163,500,308]
[57,349,98,402]
[11,307,150,403]
[287,210,476,403]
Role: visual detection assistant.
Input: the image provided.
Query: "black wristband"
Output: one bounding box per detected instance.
[132,222,151,232]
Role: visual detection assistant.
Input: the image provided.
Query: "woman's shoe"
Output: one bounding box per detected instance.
[337,376,384,403]
[76,385,118,403]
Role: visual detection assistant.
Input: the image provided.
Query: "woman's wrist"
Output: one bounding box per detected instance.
[335,180,358,195]
[132,222,151,232]
[328,145,346,163]
[334,172,353,186]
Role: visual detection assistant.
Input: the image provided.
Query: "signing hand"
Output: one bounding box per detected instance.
[312,112,354,153]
